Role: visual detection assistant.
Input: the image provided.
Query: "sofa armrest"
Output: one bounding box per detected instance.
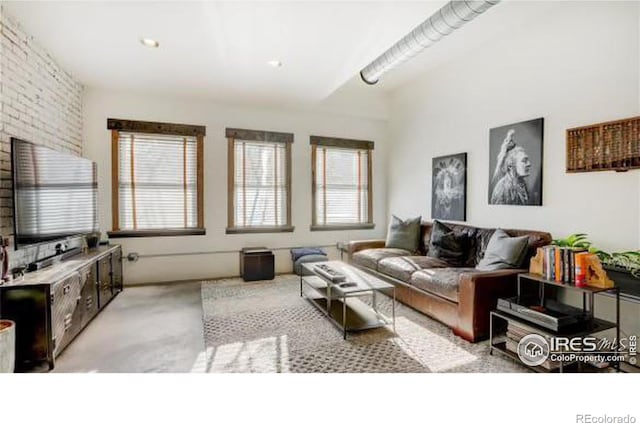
[346,239,386,261]
[454,269,525,342]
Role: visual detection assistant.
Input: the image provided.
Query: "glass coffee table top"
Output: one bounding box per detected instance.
[302,260,393,294]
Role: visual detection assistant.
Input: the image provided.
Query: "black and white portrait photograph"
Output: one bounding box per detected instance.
[431,153,466,221]
[488,118,544,206]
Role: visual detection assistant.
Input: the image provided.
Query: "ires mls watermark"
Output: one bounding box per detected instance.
[517,333,637,367]
[576,415,637,423]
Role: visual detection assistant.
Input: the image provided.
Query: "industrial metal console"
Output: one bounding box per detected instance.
[0,245,123,371]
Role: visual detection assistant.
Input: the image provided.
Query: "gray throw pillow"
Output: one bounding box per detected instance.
[476,229,529,271]
[385,215,421,253]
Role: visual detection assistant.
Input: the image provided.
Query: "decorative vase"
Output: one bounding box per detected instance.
[0,320,16,373]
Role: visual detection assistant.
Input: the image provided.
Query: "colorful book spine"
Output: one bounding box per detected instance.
[543,246,551,279]
[569,249,575,284]
[555,247,562,282]
[575,252,589,287]
[548,246,555,280]
[563,248,570,283]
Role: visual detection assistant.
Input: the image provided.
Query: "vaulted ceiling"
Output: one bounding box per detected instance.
[3,1,559,110]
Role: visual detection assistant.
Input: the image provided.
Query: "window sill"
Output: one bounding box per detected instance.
[226,226,295,234]
[310,223,375,232]
[107,228,206,238]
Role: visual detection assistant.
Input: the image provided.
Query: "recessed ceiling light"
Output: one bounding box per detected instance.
[267,60,282,68]
[140,38,159,48]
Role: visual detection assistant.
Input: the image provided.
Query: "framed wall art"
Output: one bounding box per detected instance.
[431,152,467,221]
[488,118,544,206]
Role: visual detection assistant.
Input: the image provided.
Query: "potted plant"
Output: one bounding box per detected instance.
[596,251,640,298]
[0,319,15,373]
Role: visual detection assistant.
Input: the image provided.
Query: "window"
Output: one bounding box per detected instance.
[108,119,205,237]
[311,136,374,230]
[226,128,293,234]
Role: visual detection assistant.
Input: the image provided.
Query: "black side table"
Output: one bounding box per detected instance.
[240,247,274,281]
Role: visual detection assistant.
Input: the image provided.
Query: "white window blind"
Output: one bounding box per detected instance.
[233,140,288,227]
[118,132,198,230]
[314,146,370,225]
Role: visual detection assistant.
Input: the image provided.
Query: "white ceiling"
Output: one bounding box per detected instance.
[3,1,560,110]
[3,1,445,107]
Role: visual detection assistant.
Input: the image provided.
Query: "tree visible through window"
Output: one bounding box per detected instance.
[226,128,293,233]
[311,136,374,230]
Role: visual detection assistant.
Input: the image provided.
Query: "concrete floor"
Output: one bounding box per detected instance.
[52,281,205,373]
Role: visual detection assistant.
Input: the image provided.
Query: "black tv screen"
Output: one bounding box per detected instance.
[11,138,98,249]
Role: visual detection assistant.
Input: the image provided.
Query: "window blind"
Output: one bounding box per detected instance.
[314,146,370,225]
[118,132,198,230]
[233,139,288,227]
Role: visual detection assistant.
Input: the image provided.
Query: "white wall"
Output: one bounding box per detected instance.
[83,88,388,284]
[388,1,639,252]
[387,1,640,337]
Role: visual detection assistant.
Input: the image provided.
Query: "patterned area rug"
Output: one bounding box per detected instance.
[200,275,527,373]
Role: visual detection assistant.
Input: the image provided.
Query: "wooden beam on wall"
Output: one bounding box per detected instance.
[108,118,206,137]
[225,128,293,144]
[310,136,374,150]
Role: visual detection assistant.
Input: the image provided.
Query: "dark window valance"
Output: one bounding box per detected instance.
[108,118,206,137]
[226,128,294,143]
[310,136,374,150]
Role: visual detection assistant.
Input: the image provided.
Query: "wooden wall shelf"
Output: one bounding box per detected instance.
[566,116,640,173]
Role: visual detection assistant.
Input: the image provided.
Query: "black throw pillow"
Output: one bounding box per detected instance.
[427,220,469,267]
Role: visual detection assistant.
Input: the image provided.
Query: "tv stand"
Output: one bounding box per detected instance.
[0,245,123,371]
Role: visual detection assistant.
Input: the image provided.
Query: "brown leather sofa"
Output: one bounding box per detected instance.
[347,221,552,342]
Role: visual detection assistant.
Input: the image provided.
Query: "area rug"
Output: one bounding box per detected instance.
[200,275,527,373]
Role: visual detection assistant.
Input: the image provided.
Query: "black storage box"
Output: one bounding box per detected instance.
[240,247,274,282]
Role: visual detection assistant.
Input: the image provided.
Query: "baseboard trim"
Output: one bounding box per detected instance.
[124,272,295,287]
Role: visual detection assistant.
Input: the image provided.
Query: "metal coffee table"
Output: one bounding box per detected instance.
[300,261,395,339]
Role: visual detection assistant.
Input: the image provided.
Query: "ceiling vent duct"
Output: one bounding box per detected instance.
[360,0,500,85]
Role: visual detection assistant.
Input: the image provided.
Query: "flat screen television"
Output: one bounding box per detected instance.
[11,138,98,250]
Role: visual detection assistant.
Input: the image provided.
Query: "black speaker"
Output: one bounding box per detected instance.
[240,248,274,282]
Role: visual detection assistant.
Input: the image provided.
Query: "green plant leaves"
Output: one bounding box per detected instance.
[552,234,640,275]
[552,233,592,248]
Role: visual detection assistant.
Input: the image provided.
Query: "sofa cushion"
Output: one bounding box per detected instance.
[378,256,448,282]
[385,215,422,253]
[410,268,481,303]
[352,248,412,271]
[476,229,529,271]
[426,220,470,267]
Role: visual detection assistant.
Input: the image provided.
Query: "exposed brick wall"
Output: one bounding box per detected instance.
[0,6,84,269]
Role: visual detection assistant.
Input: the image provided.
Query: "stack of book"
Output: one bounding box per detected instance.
[540,245,592,286]
[505,320,568,371]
